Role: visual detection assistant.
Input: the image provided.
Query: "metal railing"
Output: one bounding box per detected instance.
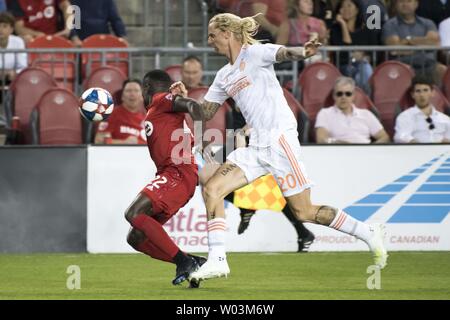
[0,45,447,101]
[159,0,209,48]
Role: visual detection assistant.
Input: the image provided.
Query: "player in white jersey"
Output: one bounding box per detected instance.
[179,13,388,282]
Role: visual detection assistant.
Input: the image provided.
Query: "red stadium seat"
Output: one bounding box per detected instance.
[165,65,183,82]
[298,62,341,123]
[369,61,414,137]
[185,86,231,144]
[282,88,310,143]
[442,67,450,102]
[7,67,58,143]
[30,88,82,145]
[27,35,76,91]
[83,66,127,103]
[82,34,129,77]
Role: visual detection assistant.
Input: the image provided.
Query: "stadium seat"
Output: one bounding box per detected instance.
[185,86,232,144]
[30,88,83,145]
[6,67,58,144]
[82,34,129,77]
[282,88,310,143]
[27,35,76,92]
[165,65,183,82]
[442,67,450,102]
[83,66,127,102]
[369,61,414,137]
[298,62,341,123]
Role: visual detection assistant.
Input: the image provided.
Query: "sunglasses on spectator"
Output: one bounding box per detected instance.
[426,117,435,130]
[335,91,353,97]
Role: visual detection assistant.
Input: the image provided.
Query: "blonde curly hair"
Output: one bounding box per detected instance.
[209,13,261,45]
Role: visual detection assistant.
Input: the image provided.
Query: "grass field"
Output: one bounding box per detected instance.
[1,252,449,300]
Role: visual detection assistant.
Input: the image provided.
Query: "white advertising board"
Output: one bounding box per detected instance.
[87,145,450,253]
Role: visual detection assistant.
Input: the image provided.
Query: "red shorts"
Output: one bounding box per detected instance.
[140,165,198,224]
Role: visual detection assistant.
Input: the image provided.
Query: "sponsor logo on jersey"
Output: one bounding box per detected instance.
[144,121,154,137]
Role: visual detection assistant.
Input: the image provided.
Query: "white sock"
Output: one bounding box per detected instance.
[329,209,372,242]
[207,218,227,261]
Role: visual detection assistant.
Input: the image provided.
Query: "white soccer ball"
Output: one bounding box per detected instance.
[79,87,114,122]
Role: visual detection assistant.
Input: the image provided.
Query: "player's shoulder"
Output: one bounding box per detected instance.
[151,92,173,108]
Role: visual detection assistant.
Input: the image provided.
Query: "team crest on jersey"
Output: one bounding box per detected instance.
[144,121,154,137]
[239,60,246,71]
[165,93,173,101]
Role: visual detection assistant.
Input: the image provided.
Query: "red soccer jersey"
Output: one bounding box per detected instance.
[12,0,63,35]
[144,92,197,174]
[97,105,146,144]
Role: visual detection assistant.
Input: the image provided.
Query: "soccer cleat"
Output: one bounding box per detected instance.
[187,254,207,289]
[297,231,315,252]
[190,257,230,281]
[172,256,199,286]
[367,223,388,269]
[237,211,255,234]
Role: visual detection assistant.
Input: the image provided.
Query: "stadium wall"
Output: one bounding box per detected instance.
[0,147,87,253]
[87,145,450,253]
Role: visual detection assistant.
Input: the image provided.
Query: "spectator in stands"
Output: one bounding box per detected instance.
[276,0,328,46]
[382,0,447,84]
[181,56,205,90]
[315,76,390,143]
[216,0,287,43]
[0,12,27,83]
[0,0,6,12]
[330,0,380,92]
[214,0,253,16]
[10,0,74,44]
[439,17,450,47]
[95,79,146,144]
[69,0,127,46]
[416,0,450,28]
[311,0,336,29]
[250,0,287,42]
[394,76,450,143]
[359,0,390,25]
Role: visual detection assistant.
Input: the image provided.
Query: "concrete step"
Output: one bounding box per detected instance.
[117,0,205,27]
[127,26,206,47]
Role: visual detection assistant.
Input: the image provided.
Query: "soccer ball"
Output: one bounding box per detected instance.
[79,87,114,122]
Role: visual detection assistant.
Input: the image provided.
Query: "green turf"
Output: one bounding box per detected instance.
[0,252,449,300]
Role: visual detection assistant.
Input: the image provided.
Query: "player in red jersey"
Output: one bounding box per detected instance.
[124,70,206,286]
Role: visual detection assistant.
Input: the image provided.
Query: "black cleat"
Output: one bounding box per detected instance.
[172,256,199,286]
[237,211,255,234]
[187,254,207,288]
[297,231,315,253]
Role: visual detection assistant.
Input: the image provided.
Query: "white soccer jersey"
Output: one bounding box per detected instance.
[204,43,298,147]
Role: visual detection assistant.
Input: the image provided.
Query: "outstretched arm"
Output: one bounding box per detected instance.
[276,38,322,62]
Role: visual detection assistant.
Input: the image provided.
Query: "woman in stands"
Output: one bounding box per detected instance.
[329,0,380,92]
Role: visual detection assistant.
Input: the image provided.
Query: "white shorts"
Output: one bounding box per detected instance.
[227,130,313,197]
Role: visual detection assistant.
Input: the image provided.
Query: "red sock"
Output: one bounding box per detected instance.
[136,238,173,263]
[131,213,179,260]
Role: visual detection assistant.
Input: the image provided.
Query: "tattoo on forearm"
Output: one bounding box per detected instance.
[220,164,237,176]
[276,47,305,62]
[315,205,338,225]
[202,101,221,121]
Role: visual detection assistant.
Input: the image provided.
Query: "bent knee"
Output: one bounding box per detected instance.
[127,228,145,248]
[203,181,225,202]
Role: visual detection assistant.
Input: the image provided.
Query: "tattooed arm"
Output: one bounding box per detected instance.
[275,38,322,63]
[201,100,222,121]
